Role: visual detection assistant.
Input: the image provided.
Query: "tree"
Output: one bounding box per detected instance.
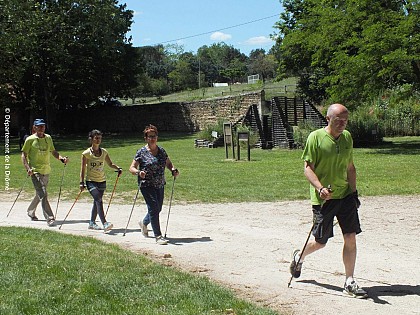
[197,43,248,84]
[168,52,198,91]
[273,0,420,106]
[248,49,278,81]
[220,58,247,83]
[0,0,136,131]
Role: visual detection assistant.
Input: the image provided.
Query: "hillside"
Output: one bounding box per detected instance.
[120,78,298,105]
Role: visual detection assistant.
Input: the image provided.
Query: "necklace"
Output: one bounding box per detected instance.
[90,147,101,157]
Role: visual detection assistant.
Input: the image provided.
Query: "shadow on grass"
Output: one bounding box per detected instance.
[7,131,196,154]
[362,139,420,155]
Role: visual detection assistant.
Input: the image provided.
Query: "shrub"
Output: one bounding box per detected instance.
[197,119,225,141]
[293,120,319,148]
[364,86,420,137]
[197,120,258,148]
[347,108,384,146]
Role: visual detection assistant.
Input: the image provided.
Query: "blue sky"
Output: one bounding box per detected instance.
[119,1,283,56]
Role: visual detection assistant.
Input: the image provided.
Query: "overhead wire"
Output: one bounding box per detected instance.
[152,13,280,46]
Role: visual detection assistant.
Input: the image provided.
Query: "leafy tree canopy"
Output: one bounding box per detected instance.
[0,0,136,129]
[273,0,420,106]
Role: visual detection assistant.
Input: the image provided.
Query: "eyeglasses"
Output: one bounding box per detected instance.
[147,135,157,139]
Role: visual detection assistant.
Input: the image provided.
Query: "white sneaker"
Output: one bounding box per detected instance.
[88,221,102,230]
[47,217,55,226]
[156,235,168,245]
[103,222,113,233]
[343,280,368,298]
[289,249,303,278]
[139,221,148,237]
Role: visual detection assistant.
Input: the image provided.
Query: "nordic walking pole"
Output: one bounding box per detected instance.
[123,185,141,236]
[54,159,67,218]
[7,175,29,217]
[164,175,176,238]
[287,222,314,288]
[288,185,332,288]
[105,168,122,216]
[59,190,82,230]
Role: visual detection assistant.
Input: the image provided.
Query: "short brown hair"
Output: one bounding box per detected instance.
[143,124,158,138]
[88,129,102,143]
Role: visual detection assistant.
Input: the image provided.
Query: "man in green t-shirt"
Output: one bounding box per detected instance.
[21,119,69,226]
[289,104,367,298]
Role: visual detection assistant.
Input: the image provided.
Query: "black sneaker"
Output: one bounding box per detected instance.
[289,249,303,278]
[28,214,38,221]
[343,280,368,298]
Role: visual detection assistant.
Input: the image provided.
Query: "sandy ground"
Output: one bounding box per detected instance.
[1,195,419,315]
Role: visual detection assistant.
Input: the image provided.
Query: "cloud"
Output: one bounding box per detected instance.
[244,36,273,45]
[210,32,232,41]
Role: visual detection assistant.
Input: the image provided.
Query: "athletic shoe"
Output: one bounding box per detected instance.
[88,221,102,230]
[289,249,303,278]
[156,235,168,245]
[103,222,113,233]
[47,217,55,226]
[28,214,38,221]
[139,221,148,237]
[343,280,368,298]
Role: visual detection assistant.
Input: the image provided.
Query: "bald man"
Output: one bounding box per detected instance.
[289,103,367,298]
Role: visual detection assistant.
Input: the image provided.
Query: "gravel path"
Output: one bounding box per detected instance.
[1,195,419,315]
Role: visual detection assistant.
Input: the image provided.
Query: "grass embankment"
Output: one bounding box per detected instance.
[120,78,298,105]
[0,227,279,315]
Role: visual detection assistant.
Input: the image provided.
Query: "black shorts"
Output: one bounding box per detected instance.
[312,194,362,244]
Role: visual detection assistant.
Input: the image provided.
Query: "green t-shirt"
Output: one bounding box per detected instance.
[301,128,353,205]
[22,134,56,175]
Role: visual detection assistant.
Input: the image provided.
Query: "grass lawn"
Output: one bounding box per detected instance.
[0,227,278,315]
[3,133,420,204]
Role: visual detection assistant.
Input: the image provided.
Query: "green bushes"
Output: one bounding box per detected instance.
[196,119,225,141]
[350,86,420,141]
[197,119,258,148]
[347,107,384,146]
[292,121,318,148]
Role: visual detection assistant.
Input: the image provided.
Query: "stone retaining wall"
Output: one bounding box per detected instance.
[56,91,264,133]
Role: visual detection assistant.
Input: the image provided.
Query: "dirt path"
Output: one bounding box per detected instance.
[1,195,419,315]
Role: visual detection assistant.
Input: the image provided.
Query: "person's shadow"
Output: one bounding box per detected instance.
[165,236,212,245]
[298,279,419,304]
[106,229,212,245]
